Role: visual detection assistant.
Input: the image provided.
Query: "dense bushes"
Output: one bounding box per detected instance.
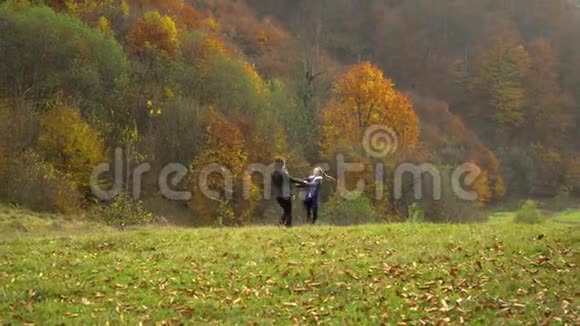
[38,105,105,192]
[0,100,105,214]
[0,99,84,214]
[0,4,128,112]
[0,98,38,156]
[0,151,82,214]
[515,200,546,224]
[320,191,379,226]
[408,168,487,223]
[90,192,153,228]
[197,50,267,115]
[127,11,180,58]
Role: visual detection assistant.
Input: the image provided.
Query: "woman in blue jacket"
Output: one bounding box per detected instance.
[303,167,324,224]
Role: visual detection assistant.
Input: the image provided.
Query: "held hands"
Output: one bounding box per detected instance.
[294,180,309,188]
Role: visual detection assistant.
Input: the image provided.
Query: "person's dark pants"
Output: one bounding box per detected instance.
[276,197,293,227]
[304,198,318,224]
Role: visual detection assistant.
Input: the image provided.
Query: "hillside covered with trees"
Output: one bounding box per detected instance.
[0,0,579,226]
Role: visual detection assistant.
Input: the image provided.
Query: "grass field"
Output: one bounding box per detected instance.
[0,208,579,324]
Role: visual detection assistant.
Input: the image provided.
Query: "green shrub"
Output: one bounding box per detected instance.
[408,202,425,223]
[320,191,379,226]
[0,4,128,112]
[197,51,266,115]
[514,200,545,224]
[215,200,235,227]
[91,192,153,229]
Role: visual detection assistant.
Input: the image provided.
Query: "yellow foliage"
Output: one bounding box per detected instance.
[333,62,395,128]
[270,127,291,159]
[38,105,105,190]
[202,17,220,32]
[146,99,162,116]
[494,175,507,199]
[164,86,175,99]
[199,36,227,58]
[472,170,493,208]
[121,0,130,17]
[321,62,420,158]
[97,16,113,36]
[241,61,265,94]
[127,11,180,58]
[193,108,247,179]
[234,174,260,225]
[319,99,354,158]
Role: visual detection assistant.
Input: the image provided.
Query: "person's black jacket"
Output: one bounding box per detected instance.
[271,167,305,199]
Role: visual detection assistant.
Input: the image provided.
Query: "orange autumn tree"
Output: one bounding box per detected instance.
[321,62,420,158]
[191,108,259,226]
[320,62,420,216]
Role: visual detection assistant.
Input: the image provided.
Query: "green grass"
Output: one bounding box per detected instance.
[552,209,580,224]
[489,208,580,226]
[0,204,110,236]
[1,214,578,324]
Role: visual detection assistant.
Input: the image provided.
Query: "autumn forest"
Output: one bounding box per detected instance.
[1,0,579,226]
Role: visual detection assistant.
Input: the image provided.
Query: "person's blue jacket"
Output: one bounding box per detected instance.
[304,175,323,203]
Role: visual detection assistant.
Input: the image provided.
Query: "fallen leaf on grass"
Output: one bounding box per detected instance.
[64,312,78,318]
